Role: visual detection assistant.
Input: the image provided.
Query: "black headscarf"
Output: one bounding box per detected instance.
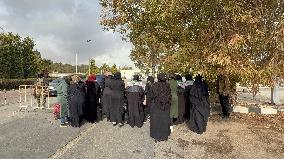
[147,76,154,83]
[195,74,202,84]
[152,73,171,110]
[175,74,182,81]
[185,74,193,81]
[157,73,167,82]
[190,74,208,98]
[113,72,122,80]
[133,75,141,81]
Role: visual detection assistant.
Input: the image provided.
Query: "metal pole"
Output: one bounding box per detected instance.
[4,89,7,105]
[19,86,22,107]
[24,85,27,104]
[88,57,91,76]
[76,53,78,74]
[47,87,50,109]
[30,89,33,108]
[86,40,93,76]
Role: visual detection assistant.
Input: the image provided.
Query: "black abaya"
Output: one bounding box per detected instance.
[184,81,194,120]
[126,85,145,128]
[109,73,125,124]
[102,76,112,119]
[68,81,85,127]
[145,76,154,120]
[177,84,186,123]
[187,76,210,134]
[84,81,101,122]
[150,74,172,141]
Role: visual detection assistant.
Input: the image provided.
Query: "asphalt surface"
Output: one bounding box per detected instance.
[0,91,283,159]
[56,120,155,159]
[0,99,90,159]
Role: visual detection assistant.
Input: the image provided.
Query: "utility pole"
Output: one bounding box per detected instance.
[75,53,78,74]
[88,56,91,76]
[86,40,92,76]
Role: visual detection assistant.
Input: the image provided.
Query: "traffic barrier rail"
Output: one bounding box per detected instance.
[19,85,52,111]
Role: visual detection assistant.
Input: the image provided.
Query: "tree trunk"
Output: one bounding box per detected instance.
[271,77,280,105]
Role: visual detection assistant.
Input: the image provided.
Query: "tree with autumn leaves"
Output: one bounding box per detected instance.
[100,0,284,100]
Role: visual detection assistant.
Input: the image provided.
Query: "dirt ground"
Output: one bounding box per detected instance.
[154,113,284,159]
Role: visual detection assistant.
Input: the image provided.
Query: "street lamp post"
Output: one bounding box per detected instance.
[86,40,92,76]
[75,40,93,75]
[75,53,78,74]
[88,56,91,76]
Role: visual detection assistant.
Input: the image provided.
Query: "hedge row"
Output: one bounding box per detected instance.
[0,78,55,90]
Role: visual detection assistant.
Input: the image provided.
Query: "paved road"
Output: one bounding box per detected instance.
[0,91,283,159]
[0,103,90,159]
[56,120,155,159]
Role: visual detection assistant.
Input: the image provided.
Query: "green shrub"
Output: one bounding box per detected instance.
[0,78,55,90]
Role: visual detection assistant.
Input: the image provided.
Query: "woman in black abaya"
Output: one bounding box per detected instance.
[125,75,145,128]
[176,74,186,124]
[84,75,101,123]
[101,73,113,120]
[184,74,194,120]
[187,75,210,134]
[145,76,154,120]
[150,73,172,141]
[68,75,85,127]
[109,72,125,126]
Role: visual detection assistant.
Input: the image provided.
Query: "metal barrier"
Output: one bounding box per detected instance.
[0,89,7,106]
[0,89,19,106]
[19,85,52,111]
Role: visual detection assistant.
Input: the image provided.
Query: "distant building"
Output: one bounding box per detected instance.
[120,69,148,80]
[49,72,85,78]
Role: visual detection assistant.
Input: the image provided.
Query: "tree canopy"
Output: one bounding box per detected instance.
[100,0,284,92]
[0,32,41,79]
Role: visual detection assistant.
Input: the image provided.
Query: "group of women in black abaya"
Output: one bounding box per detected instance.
[148,73,210,141]
[57,74,101,127]
[57,72,211,142]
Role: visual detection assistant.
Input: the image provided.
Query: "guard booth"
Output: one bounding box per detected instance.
[19,85,52,111]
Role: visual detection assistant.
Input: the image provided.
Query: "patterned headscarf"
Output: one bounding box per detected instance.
[71,75,81,84]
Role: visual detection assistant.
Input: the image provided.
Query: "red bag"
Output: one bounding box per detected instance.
[53,103,61,120]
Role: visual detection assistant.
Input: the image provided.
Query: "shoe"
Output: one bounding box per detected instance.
[170,126,174,133]
[222,115,229,121]
[60,123,67,127]
[118,123,124,127]
[112,122,117,126]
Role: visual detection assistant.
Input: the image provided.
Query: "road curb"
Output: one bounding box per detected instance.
[231,105,283,115]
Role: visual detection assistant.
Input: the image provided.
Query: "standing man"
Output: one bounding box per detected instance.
[56,76,69,127]
[217,68,231,119]
[34,73,48,108]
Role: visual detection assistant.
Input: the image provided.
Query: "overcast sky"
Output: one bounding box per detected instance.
[0,0,133,66]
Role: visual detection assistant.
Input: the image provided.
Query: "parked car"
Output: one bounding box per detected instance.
[96,74,105,89]
[48,78,60,96]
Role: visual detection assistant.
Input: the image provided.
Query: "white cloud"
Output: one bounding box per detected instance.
[0,0,134,67]
[95,42,133,67]
[0,2,9,16]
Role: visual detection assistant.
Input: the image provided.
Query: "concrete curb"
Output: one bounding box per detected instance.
[211,104,284,115]
[232,106,284,115]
